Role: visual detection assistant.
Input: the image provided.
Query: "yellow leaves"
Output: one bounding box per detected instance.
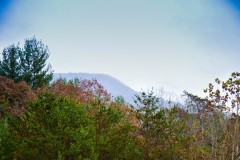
[205,72,240,114]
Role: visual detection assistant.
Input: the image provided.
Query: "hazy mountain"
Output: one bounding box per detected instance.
[53,73,137,105]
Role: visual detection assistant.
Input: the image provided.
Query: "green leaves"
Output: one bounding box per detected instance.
[0,85,141,159]
[0,117,16,159]
[134,90,189,159]
[20,37,53,89]
[12,92,96,159]
[0,37,53,89]
[0,44,22,82]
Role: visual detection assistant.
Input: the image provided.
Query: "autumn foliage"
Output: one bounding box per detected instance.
[1,66,240,159]
[0,76,35,116]
[46,78,110,104]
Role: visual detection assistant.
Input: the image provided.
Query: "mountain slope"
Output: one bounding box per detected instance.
[53,73,137,104]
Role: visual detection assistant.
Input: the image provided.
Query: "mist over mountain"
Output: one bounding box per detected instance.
[54,73,137,105]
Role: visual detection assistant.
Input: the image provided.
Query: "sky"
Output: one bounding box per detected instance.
[0,0,240,97]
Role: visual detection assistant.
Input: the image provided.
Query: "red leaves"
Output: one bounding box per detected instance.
[0,77,113,118]
[77,79,111,103]
[0,76,35,116]
[38,78,111,104]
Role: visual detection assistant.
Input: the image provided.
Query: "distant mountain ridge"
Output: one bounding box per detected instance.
[53,73,137,105]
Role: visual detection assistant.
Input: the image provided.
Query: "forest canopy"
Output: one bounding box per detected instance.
[0,37,240,160]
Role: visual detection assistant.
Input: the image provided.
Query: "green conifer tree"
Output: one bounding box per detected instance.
[20,37,53,89]
[0,44,21,82]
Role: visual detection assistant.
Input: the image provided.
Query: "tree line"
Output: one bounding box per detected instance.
[1,37,240,159]
[0,37,53,89]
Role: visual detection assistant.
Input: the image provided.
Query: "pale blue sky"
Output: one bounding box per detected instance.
[0,0,240,96]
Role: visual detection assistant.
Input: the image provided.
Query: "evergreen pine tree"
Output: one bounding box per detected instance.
[20,37,53,89]
[0,44,21,82]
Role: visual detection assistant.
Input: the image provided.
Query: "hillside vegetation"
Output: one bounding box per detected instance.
[1,37,240,160]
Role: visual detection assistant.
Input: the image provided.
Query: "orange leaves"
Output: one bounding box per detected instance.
[204,72,240,119]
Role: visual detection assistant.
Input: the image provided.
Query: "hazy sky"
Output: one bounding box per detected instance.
[0,0,240,97]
